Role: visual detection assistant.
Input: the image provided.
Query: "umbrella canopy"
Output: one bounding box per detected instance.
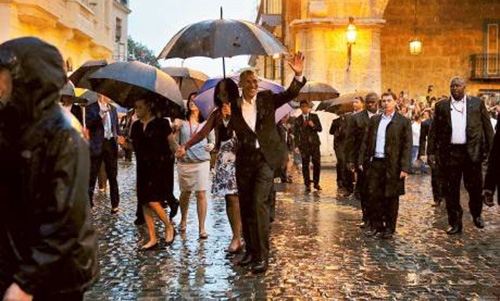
[275,103,294,124]
[88,61,184,117]
[69,59,109,89]
[161,66,209,99]
[193,75,284,119]
[320,90,373,114]
[158,19,287,60]
[298,81,340,104]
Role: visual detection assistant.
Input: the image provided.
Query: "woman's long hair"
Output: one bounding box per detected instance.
[214,78,239,109]
[185,92,204,123]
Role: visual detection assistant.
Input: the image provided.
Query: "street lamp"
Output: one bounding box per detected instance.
[346,17,357,71]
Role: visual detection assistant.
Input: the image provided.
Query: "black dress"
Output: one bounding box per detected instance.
[131,118,173,205]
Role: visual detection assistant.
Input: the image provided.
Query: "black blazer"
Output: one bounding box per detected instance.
[359,112,412,197]
[418,118,431,157]
[227,77,306,171]
[294,113,322,150]
[345,110,374,165]
[427,96,494,165]
[484,123,499,192]
[70,105,83,125]
[85,102,121,157]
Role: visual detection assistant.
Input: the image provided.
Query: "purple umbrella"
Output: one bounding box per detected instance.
[193,74,284,119]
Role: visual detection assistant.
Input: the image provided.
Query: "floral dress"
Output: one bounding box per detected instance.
[212,137,238,197]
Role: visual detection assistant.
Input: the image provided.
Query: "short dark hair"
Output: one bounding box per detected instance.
[214,78,239,109]
[381,92,397,100]
[365,92,379,103]
[299,99,310,106]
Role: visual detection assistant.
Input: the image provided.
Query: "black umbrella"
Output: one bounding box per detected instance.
[158,8,287,77]
[69,59,108,89]
[319,90,373,114]
[88,61,184,117]
[299,81,340,106]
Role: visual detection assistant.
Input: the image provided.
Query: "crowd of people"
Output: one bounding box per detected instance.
[1,36,499,300]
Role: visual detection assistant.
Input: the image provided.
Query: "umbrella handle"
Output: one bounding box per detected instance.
[222,57,226,78]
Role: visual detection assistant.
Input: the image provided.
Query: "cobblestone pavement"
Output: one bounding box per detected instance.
[85,160,500,300]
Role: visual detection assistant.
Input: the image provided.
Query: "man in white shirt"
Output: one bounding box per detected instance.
[221,52,306,273]
[428,77,494,234]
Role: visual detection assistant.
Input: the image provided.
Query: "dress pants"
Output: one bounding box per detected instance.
[89,139,119,208]
[236,150,274,262]
[367,159,399,233]
[334,141,353,191]
[354,167,370,223]
[300,145,321,186]
[431,163,445,203]
[444,145,483,227]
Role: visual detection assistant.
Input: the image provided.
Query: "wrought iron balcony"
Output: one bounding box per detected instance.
[470,54,500,80]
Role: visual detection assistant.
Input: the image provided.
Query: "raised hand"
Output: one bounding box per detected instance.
[287,51,305,76]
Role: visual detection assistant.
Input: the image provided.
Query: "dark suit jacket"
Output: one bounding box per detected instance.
[484,123,499,192]
[427,96,494,165]
[359,112,412,197]
[86,102,121,156]
[227,77,306,171]
[418,118,431,157]
[294,113,322,151]
[70,105,83,125]
[345,110,373,165]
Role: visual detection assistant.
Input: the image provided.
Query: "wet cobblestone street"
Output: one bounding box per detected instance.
[85,160,500,300]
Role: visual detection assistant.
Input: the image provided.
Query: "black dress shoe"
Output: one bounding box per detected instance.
[305,185,311,193]
[169,199,180,220]
[380,229,394,239]
[364,228,379,237]
[473,216,484,229]
[446,225,462,235]
[251,260,268,274]
[237,254,253,267]
[314,184,322,191]
[358,221,367,229]
[134,218,145,226]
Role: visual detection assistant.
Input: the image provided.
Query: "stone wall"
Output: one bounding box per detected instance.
[381,0,500,99]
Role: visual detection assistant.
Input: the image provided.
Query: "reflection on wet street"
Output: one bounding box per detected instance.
[85,160,500,300]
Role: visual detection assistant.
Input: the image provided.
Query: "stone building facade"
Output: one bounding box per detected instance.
[253,0,500,99]
[0,0,131,71]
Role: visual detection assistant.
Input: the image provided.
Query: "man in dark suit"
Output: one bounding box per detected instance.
[86,94,123,212]
[418,109,445,206]
[329,114,352,196]
[428,77,494,234]
[359,92,412,239]
[346,92,379,229]
[483,123,499,206]
[295,99,322,192]
[221,53,306,273]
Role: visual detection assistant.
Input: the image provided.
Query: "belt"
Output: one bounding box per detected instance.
[372,157,385,161]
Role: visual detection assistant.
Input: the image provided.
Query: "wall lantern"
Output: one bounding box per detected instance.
[346,17,356,71]
[409,0,422,55]
[409,38,422,55]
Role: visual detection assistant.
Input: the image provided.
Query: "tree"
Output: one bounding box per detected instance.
[127,36,160,68]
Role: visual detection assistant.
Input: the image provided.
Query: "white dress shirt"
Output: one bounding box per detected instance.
[450,95,467,144]
[239,75,304,148]
[98,101,113,139]
[374,111,395,158]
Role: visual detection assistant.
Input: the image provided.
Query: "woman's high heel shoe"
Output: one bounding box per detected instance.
[165,225,176,245]
[140,241,158,251]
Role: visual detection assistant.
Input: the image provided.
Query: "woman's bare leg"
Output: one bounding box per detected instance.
[196,190,207,237]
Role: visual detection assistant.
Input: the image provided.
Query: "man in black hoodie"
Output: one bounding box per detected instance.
[0,37,98,301]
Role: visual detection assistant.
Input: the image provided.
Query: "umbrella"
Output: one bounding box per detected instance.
[275,103,294,124]
[161,67,209,99]
[193,74,284,119]
[320,90,373,114]
[69,59,109,89]
[298,81,340,105]
[88,61,184,117]
[157,8,287,77]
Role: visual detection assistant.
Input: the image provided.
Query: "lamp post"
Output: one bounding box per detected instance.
[346,17,357,71]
